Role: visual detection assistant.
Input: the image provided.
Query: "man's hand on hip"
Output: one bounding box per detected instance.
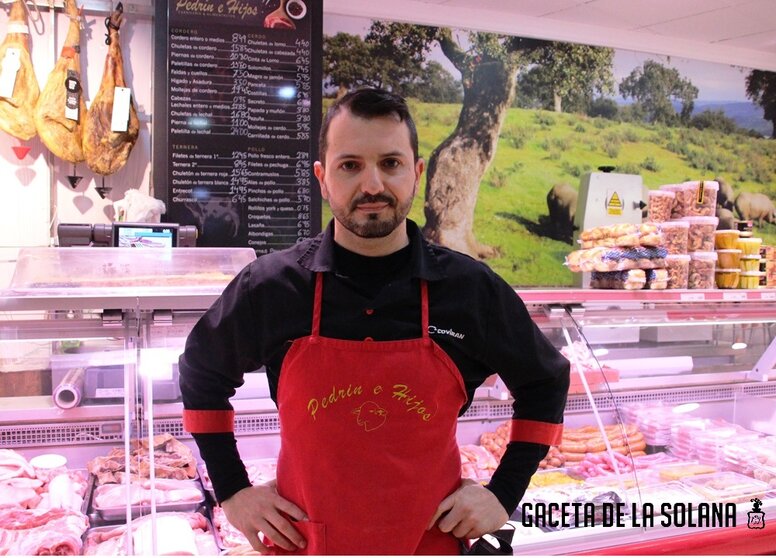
[222,481,308,553]
[427,478,509,540]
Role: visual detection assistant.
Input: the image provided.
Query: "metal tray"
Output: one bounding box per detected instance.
[82,508,220,555]
[87,476,206,523]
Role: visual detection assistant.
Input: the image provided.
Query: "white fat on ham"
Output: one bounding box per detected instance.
[45,473,85,510]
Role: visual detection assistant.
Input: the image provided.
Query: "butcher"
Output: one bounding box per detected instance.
[179,88,569,555]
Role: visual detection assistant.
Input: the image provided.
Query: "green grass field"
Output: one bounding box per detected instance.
[321,102,776,287]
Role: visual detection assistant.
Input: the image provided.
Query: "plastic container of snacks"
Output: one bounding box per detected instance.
[715,249,741,269]
[681,180,718,217]
[684,216,718,252]
[665,254,691,289]
[658,220,689,255]
[740,256,760,272]
[714,229,740,250]
[688,251,717,289]
[715,268,740,289]
[739,271,763,289]
[659,184,685,219]
[648,190,675,222]
[737,237,762,255]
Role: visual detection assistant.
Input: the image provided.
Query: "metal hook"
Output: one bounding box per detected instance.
[21,0,45,35]
[104,2,123,45]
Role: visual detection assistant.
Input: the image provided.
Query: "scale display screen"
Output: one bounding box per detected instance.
[114,224,177,248]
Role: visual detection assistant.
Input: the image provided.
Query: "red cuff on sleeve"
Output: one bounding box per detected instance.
[182,409,235,433]
[509,419,563,446]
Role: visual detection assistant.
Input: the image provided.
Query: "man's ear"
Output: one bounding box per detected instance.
[414,158,425,197]
[314,161,328,200]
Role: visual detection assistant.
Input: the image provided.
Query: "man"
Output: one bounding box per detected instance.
[179,88,569,555]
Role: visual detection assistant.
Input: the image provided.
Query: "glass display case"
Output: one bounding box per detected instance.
[1,251,775,555]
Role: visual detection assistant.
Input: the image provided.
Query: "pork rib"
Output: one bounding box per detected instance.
[83,3,139,175]
[34,0,86,163]
[0,0,40,140]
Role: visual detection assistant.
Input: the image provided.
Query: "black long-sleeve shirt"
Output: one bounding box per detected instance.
[179,219,569,514]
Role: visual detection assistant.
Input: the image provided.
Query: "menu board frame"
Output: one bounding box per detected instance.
[153,0,323,251]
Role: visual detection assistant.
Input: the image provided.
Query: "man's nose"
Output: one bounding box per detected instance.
[361,166,385,195]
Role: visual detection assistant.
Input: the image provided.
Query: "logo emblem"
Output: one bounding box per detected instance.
[747,497,765,529]
[352,401,387,432]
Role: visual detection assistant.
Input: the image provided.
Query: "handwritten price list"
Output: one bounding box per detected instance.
[160,2,320,251]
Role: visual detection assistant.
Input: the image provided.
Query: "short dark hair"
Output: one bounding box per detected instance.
[318,88,419,164]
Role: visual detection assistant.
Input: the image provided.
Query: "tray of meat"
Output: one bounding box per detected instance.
[680,471,770,504]
[88,477,205,522]
[626,481,703,511]
[87,433,198,485]
[83,510,219,555]
[0,507,89,555]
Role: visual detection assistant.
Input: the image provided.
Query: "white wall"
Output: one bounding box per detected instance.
[0,3,154,251]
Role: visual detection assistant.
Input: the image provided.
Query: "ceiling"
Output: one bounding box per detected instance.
[324,0,776,71]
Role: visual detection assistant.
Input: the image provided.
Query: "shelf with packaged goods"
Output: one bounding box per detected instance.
[516,287,776,305]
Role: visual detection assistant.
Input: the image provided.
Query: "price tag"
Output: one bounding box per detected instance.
[722,292,747,301]
[680,293,706,302]
[0,48,22,100]
[761,291,776,300]
[111,87,132,132]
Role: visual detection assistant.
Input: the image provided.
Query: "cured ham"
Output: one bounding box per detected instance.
[83,2,139,175]
[0,0,40,140]
[34,0,86,163]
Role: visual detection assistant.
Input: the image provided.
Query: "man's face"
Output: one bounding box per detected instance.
[314,110,424,240]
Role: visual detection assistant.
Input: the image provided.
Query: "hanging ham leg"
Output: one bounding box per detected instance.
[34,0,86,163]
[0,0,40,141]
[84,3,139,175]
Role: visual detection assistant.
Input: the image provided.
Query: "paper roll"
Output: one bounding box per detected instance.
[53,367,85,409]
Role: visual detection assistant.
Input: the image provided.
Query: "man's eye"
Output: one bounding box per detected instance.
[340,161,359,171]
[383,159,400,169]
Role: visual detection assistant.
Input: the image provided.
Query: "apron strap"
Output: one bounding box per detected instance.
[312,272,323,336]
[420,280,429,338]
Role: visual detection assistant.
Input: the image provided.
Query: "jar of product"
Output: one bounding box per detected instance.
[684,216,719,252]
[659,184,686,219]
[716,249,741,269]
[740,256,760,272]
[738,271,763,289]
[714,229,740,250]
[714,268,740,289]
[658,220,689,254]
[688,251,717,289]
[665,254,691,289]
[737,237,762,256]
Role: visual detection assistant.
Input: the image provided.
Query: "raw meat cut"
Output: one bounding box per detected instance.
[0,0,40,140]
[0,507,88,555]
[34,0,86,163]
[93,478,203,508]
[83,2,139,175]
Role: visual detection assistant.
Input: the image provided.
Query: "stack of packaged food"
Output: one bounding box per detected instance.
[565,223,668,290]
[651,180,719,289]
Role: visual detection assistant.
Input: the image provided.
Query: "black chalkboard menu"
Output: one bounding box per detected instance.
[153,0,322,251]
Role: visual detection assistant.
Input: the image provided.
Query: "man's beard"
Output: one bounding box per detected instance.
[333,193,412,238]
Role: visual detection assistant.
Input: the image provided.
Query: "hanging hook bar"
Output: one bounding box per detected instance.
[21,0,45,35]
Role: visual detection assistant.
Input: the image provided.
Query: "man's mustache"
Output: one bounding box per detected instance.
[350,194,396,210]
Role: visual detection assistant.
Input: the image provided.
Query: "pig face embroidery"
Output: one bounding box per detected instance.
[352,401,387,432]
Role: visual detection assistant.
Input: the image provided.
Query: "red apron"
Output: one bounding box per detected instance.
[273,273,468,555]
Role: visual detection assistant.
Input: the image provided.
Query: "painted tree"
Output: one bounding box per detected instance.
[619,60,698,125]
[745,69,776,139]
[365,23,547,257]
[525,42,615,113]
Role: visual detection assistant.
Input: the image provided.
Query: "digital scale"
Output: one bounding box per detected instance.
[57,222,197,247]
